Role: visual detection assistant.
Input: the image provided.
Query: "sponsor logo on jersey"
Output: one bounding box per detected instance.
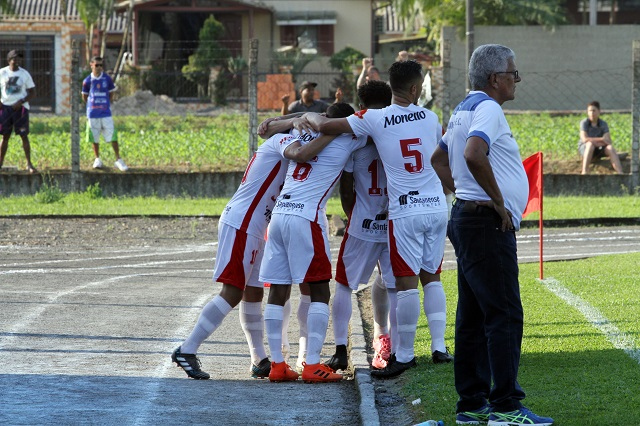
[384,110,427,128]
[264,205,273,223]
[361,217,388,234]
[279,135,295,145]
[297,132,316,143]
[275,200,305,211]
[398,192,441,208]
[354,109,368,119]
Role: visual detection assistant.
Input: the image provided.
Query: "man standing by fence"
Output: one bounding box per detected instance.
[0,50,37,174]
[82,56,128,172]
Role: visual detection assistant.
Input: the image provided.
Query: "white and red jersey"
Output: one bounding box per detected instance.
[220,133,298,239]
[272,133,368,223]
[347,104,447,219]
[345,143,388,243]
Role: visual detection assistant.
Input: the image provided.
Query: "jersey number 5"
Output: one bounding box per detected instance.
[400,138,423,174]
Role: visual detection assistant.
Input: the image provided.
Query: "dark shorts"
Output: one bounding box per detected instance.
[0,105,30,136]
[578,142,605,158]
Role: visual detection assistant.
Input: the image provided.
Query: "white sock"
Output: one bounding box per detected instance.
[395,289,419,363]
[332,284,352,346]
[371,274,389,337]
[387,288,398,354]
[239,301,267,365]
[297,294,311,359]
[305,302,330,365]
[282,298,292,351]
[264,304,284,363]
[181,295,232,354]
[424,281,447,353]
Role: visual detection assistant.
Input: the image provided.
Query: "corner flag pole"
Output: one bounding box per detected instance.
[538,153,544,280]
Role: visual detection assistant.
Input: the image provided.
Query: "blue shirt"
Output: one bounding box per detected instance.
[82,72,116,118]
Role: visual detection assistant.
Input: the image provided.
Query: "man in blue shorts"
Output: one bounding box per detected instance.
[0,50,37,173]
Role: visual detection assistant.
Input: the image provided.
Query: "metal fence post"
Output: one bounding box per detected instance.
[71,40,81,192]
[441,38,452,128]
[631,40,640,193]
[248,38,259,159]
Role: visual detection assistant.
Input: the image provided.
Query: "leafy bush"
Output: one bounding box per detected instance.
[34,174,65,204]
[85,182,103,199]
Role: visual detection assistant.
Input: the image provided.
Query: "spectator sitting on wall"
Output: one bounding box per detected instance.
[579,100,623,175]
[281,81,343,116]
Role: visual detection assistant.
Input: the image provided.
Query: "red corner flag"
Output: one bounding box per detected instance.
[522,151,544,279]
[522,152,543,218]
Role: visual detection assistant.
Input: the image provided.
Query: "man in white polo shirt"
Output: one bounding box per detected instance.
[431,44,553,426]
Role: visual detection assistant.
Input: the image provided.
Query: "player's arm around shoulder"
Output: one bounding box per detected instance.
[284,133,337,163]
[303,112,352,135]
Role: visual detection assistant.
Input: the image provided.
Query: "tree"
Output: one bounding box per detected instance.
[393,0,567,43]
[181,15,230,103]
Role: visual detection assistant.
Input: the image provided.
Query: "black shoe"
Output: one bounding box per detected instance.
[370,354,416,379]
[171,346,210,380]
[432,348,453,364]
[250,357,271,379]
[324,345,349,371]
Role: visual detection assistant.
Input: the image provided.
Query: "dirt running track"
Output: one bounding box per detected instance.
[1,218,639,425]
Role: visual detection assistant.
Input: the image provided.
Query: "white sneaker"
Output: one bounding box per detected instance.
[93,158,103,169]
[114,158,129,172]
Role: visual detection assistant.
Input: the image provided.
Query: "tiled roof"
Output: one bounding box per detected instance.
[2,0,126,32]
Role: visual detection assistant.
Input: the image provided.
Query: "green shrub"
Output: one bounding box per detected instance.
[34,174,65,204]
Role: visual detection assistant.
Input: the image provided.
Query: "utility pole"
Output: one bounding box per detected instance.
[466,0,474,92]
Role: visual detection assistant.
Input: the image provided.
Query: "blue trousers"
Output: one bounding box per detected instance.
[447,200,526,413]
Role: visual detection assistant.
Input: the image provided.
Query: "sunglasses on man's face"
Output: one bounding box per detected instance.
[93,63,104,67]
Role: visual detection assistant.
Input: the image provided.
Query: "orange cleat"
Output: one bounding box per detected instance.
[268,361,299,382]
[301,362,343,383]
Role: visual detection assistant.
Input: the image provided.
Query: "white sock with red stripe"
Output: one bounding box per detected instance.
[371,274,389,337]
[181,295,232,354]
[239,301,268,365]
[297,294,311,360]
[423,281,447,353]
[305,302,330,365]
[264,304,285,363]
[331,283,352,346]
[395,289,419,363]
[387,288,398,354]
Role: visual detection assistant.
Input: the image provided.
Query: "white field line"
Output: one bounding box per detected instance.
[0,244,216,269]
[0,256,214,276]
[0,269,207,351]
[539,277,640,365]
[519,248,640,262]
[131,292,212,426]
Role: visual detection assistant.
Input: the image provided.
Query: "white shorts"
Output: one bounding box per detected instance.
[212,222,265,290]
[259,214,332,285]
[388,212,447,276]
[86,117,117,143]
[335,233,395,290]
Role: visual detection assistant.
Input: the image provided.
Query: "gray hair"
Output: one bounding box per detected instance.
[468,44,515,90]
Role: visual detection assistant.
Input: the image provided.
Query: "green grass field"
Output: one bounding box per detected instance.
[1,192,639,219]
[407,253,640,425]
[0,112,632,171]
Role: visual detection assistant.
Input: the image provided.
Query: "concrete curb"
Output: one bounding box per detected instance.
[351,287,380,426]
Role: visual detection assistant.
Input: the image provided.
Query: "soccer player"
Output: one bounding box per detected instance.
[302,60,452,379]
[81,56,128,171]
[259,103,368,383]
[324,80,395,372]
[171,118,337,380]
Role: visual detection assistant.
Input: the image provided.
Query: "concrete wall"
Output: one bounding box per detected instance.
[443,25,640,111]
[0,172,634,198]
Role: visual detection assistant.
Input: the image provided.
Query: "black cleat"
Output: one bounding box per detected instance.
[171,347,210,380]
[250,357,271,379]
[432,348,454,364]
[370,353,416,379]
[324,344,348,371]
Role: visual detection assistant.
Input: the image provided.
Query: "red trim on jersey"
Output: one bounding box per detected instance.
[388,219,414,277]
[239,161,282,232]
[314,172,342,222]
[335,232,350,286]
[303,222,332,282]
[217,229,248,290]
[435,257,443,274]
